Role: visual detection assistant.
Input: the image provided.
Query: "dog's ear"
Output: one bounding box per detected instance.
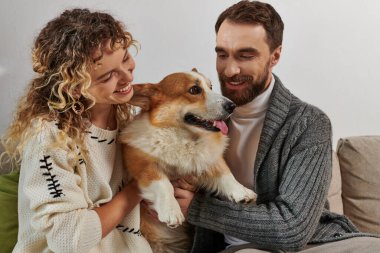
[191,68,198,73]
[129,83,159,111]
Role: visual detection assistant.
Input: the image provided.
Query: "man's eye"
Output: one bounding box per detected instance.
[217,53,227,59]
[188,85,202,95]
[240,55,255,60]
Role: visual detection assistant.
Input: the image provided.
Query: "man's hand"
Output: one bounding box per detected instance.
[172,178,197,217]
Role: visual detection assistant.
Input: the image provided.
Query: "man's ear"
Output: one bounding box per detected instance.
[270,45,282,67]
[128,83,159,111]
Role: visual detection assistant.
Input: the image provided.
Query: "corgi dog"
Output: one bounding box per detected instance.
[119,69,256,253]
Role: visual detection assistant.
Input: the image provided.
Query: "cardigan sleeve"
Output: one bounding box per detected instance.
[20,124,102,253]
[187,113,333,251]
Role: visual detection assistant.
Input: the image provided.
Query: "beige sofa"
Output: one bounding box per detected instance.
[327,136,380,234]
[1,136,379,235]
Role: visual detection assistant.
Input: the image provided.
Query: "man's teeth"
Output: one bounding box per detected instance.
[229,81,244,86]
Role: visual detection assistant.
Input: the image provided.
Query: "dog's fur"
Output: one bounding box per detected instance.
[119,69,256,253]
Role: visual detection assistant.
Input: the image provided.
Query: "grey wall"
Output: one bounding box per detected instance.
[1,0,379,146]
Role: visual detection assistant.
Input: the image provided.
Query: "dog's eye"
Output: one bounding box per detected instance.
[188,85,202,95]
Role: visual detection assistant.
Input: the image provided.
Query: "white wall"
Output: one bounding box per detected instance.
[1,0,379,146]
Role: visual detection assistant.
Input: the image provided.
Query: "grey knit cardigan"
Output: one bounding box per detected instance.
[187,75,374,252]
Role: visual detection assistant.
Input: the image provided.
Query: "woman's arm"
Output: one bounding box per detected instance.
[94,180,142,237]
[20,123,141,252]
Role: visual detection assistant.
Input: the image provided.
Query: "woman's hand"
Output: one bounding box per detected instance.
[141,178,197,222]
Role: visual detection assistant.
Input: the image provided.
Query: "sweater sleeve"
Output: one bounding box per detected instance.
[187,113,332,251]
[20,124,102,253]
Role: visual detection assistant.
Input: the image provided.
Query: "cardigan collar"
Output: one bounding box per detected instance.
[253,74,293,187]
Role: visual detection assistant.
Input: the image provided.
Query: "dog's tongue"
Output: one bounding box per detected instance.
[215,120,228,135]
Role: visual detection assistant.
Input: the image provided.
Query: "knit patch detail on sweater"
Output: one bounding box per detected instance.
[39,155,65,198]
[86,131,115,144]
[77,151,86,165]
[116,224,142,236]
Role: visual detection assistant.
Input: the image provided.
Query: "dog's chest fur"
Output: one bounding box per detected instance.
[121,114,228,175]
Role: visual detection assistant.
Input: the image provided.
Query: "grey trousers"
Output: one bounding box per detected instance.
[220,237,380,253]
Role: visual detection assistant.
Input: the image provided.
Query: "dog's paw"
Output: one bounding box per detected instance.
[230,186,257,204]
[156,202,185,228]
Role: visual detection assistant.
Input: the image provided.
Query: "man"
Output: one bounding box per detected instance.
[184,1,380,252]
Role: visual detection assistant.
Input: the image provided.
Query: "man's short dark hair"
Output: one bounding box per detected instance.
[215,0,284,52]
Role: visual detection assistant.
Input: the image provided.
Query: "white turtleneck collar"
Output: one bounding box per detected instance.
[223,73,275,247]
[231,73,275,119]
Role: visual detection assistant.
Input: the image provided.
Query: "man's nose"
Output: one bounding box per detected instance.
[224,60,240,77]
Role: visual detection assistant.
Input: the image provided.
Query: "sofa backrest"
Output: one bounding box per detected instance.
[333,136,380,234]
[327,151,344,215]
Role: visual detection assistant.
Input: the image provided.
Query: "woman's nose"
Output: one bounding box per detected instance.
[120,68,133,82]
[120,57,135,82]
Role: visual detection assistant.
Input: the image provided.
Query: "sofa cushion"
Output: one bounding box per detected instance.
[327,152,344,214]
[0,170,19,253]
[337,136,380,234]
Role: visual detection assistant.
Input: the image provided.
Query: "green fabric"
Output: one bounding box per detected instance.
[0,170,19,253]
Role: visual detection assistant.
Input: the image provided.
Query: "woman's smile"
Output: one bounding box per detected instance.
[114,82,133,94]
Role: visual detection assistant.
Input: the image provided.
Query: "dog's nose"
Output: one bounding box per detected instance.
[223,101,236,114]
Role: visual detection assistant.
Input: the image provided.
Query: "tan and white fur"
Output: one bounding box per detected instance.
[119,69,256,253]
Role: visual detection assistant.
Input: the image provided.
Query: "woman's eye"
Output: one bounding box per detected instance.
[123,52,130,62]
[100,72,113,83]
[188,85,202,95]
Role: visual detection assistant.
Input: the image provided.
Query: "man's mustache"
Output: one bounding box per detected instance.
[220,75,253,83]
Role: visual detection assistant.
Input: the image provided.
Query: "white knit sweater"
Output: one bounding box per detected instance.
[13,121,152,253]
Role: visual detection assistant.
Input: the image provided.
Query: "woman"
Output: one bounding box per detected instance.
[2,8,152,253]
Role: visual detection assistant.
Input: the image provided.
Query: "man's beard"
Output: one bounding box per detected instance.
[219,62,270,106]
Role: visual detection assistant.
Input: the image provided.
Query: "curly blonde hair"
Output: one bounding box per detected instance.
[1,8,137,166]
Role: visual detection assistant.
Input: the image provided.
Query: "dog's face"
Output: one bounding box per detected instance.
[129,69,236,135]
